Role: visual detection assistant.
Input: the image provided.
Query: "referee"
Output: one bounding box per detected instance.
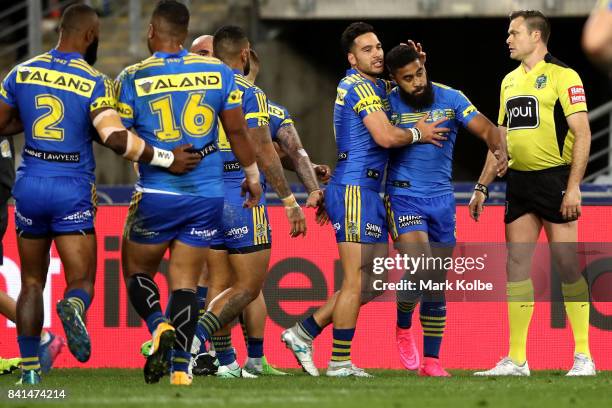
[470,10,595,376]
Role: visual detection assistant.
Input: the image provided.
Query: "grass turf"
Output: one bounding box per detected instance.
[1,369,611,408]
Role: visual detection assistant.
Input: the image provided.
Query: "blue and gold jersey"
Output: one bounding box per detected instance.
[0,49,115,179]
[217,70,270,204]
[386,82,478,198]
[116,49,241,197]
[330,68,392,191]
[268,100,293,140]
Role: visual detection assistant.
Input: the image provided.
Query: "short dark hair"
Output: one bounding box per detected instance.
[385,44,420,74]
[60,4,97,32]
[152,0,190,37]
[510,10,551,44]
[341,22,375,54]
[213,25,248,61]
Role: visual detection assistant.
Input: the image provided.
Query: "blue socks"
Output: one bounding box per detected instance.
[18,335,41,372]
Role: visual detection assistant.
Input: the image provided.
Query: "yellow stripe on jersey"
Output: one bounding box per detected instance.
[245,112,269,121]
[137,56,165,70]
[183,55,223,65]
[343,74,362,84]
[432,81,451,90]
[255,92,269,127]
[353,83,382,115]
[68,60,100,77]
[397,109,456,124]
[16,66,96,98]
[235,75,253,88]
[134,72,222,96]
[23,54,52,65]
[281,118,294,126]
[90,78,116,111]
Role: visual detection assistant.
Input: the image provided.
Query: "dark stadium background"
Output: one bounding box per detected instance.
[265,17,612,181]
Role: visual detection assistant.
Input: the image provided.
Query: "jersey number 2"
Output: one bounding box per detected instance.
[32,94,64,141]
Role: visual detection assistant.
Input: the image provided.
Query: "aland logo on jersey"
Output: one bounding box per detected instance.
[135,72,222,96]
[16,67,95,97]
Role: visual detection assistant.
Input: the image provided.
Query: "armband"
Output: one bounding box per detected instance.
[474,183,489,200]
[150,146,174,168]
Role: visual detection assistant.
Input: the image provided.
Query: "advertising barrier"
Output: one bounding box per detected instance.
[1,205,611,369]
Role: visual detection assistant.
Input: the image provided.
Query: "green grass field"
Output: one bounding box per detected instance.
[1,369,611,408]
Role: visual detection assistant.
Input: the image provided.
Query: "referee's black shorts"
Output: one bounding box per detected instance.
[504,165,570,225]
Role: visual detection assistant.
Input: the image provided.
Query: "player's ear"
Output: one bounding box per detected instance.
[347,52,357,67]
[85,27,95,44]
[147,23,154,40]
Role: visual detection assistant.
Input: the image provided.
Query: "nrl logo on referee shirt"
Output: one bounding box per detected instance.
[534,74,547,89]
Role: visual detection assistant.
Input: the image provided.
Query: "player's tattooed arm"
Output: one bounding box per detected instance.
[274,141,331,184]
[276,124,323,205]
[249,125,293,199]
[250,125,306,237]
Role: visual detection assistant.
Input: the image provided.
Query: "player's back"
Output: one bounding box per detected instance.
[0,49,114,179]
[386,83,478,198]
[216,72,269,204]
[331,69,390,191]
[116,50,240,197]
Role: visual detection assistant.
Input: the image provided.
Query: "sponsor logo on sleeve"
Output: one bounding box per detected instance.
[568,86,586,105]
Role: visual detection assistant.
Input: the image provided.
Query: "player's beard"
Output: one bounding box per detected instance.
[84,37,99,66]
[399,80,434,110]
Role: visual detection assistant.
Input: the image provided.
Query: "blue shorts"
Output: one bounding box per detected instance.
[325,183,387,244]
[124,192,223,247]
[13,175,96,238]
[210,202,271,253]
[384,193,456,244]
